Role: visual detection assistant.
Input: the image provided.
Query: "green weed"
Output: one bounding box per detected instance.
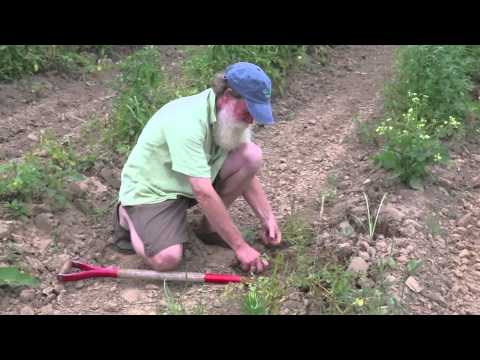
[385,45,480,131]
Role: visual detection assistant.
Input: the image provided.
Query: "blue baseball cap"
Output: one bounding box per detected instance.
[224,62,275,125]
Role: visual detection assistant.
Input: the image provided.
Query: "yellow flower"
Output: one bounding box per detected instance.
[353,298,365,307]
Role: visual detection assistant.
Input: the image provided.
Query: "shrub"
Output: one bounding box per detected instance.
[375,92,456,187]
[384,45,479,133]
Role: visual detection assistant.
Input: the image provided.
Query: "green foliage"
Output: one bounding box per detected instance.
[0,267,39,287]
[0,45,109,81]
[406,259,423,276]
[0,132,89,214]
[375,92,452,186]
[363,192,387,240]
[384,45,480,132]
[281,212,315,247]
[243,283,268,315]
[184,45,308,95]
[4,199,29,219]
[107,46,176,152]
[242,254,286,315]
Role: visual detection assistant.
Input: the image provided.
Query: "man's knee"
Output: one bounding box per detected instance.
[240,142,262,172]
[148,245,183,271]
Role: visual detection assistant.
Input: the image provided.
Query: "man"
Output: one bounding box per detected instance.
[113,62,282,274]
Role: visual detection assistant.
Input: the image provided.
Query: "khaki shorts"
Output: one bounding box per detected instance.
[123,197,197,258]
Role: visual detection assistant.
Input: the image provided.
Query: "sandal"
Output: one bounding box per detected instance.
[112,202,135,254]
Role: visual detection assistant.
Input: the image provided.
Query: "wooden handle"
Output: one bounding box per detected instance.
[118,269,205,282]
[59,259,73,275]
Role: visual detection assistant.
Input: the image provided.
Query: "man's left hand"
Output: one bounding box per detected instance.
[261,217,282,246]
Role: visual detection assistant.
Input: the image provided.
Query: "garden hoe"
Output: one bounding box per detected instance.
[57,259,252,285]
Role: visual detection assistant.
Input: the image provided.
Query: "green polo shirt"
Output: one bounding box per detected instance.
[119,88,227,206]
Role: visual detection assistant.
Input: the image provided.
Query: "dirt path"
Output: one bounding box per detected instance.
[2,45,479,315]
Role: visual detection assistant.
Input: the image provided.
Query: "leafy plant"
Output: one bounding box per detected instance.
[0,132,89,213]
[385,45,479,129]
[184,45,309,96]
[243,284,268,315]
[0,267,39,287]
[107,46,176,153]
[282,212,315,248]
[406,259,423,276]
[0,45,107,81]
[375,92,452,187]
[162,281,187,315]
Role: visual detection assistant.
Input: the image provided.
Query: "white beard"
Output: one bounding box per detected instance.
[214,107,252,152]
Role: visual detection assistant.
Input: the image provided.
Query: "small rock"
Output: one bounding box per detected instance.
[472,175,480,189]
[456,213,473,227]
[0,220,13,239]
[338,221,355,238]
[381,205,404,223]
[100,168,121,189]
[421,290,447,307]
[120,288,142,303]
[405,276,423,293]
[35,213,56,234]
[19,289,36,302]
[459,249,470,258]
[375,240,388,252]
[347,257,369,273]
[399,224,417,238]
[66,181,88,199]
[367,247,376,259]
[386,275,396,283]
[40,304,54,314]
[404,219,421,230]
[145,284,160,290]
[358,241,370,252]
[336,243,353,259]
[27,133,39,141]
[337,181,352,190]
[104,302,120,312]
[358,251,370,261]
[358,276,375,289]
[20,305,35,315]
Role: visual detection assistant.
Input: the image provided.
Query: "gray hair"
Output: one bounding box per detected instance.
[211,72,241,98]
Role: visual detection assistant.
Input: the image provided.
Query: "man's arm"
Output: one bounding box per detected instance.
[242,176,282,245]
[188,176,269,272]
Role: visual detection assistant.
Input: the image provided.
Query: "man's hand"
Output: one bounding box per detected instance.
[235,244,269,274]
[261,216,282,246]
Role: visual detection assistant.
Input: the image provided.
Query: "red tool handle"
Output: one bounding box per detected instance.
[57,260,118,282]
[204,273,243,284]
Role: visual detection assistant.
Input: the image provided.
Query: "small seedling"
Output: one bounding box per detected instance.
[406,259,423,276]
[363,192,387,240]
[243,284,268,315]
[162,281,187,315]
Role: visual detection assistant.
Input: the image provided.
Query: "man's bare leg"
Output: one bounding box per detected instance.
[118,206,183,271]
[199,142,262,233]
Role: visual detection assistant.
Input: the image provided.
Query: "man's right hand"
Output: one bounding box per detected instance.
[235,244,269,274]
